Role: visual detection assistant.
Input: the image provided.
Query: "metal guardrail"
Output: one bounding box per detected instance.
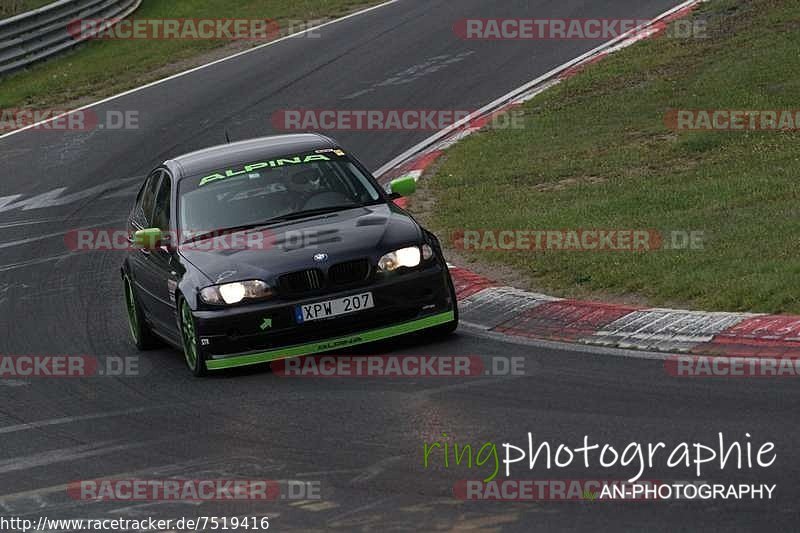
[0,0,141,76]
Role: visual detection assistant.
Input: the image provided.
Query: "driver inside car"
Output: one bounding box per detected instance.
[285,167,324,210]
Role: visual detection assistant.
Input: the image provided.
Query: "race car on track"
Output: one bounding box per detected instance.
[121,134,458,376]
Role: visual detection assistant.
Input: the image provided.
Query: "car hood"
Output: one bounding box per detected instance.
[179,203,423,284]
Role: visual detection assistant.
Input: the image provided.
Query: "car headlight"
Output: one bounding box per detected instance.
[378,245,434,271]
[199,280,272,305]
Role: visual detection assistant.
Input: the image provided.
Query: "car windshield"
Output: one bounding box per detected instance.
[178,150,383,239]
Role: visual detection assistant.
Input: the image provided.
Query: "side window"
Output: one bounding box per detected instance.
[129,171,160,230]
[151,172,172,231]
[140,170,162,226]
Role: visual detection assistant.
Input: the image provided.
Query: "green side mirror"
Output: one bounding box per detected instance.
[133,228,163,249]
[389,175,417,198]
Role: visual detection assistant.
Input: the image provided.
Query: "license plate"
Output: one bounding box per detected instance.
[295,292,374,323]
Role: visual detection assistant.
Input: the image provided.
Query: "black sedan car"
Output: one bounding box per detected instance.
[122,134,458,376]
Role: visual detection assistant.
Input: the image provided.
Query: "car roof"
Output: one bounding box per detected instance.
[166,134,337,179]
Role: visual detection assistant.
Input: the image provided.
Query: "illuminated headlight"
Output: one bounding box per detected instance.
[378,246,428,271]
[200,280,272,305]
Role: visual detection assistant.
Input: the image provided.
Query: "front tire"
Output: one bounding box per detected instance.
[123,274,159,350]
[179,298,207,377]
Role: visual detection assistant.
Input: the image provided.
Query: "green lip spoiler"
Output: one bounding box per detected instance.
[205,311,455,370]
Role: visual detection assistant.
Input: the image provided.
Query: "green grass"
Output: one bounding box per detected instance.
[0,0,54,19]
[411,0,800,314]
[0,0,380,108]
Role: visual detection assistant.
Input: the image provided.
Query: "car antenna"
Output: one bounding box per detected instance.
[225,130,232,144]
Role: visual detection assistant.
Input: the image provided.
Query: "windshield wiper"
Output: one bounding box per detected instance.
[181,222,274,245]
[180,205,361,245]
[262,204,361,223]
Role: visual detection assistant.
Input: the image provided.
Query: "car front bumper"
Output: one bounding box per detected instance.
[193,265,456,370]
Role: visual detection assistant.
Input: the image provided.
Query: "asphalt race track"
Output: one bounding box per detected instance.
[0,0,798,530]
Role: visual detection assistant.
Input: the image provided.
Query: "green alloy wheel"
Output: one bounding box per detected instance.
[180,299,207,377]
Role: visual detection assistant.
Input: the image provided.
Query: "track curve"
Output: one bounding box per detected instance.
[0,1,797,530]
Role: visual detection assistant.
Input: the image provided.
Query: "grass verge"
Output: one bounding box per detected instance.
[0,0,381,109]
[0,1,54,20]
[410,0,800,314]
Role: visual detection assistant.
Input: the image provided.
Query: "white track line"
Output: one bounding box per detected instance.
[374,0,701,177]
[0,440,159,474]
[0,406,161,435]
[0,0,401,142]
